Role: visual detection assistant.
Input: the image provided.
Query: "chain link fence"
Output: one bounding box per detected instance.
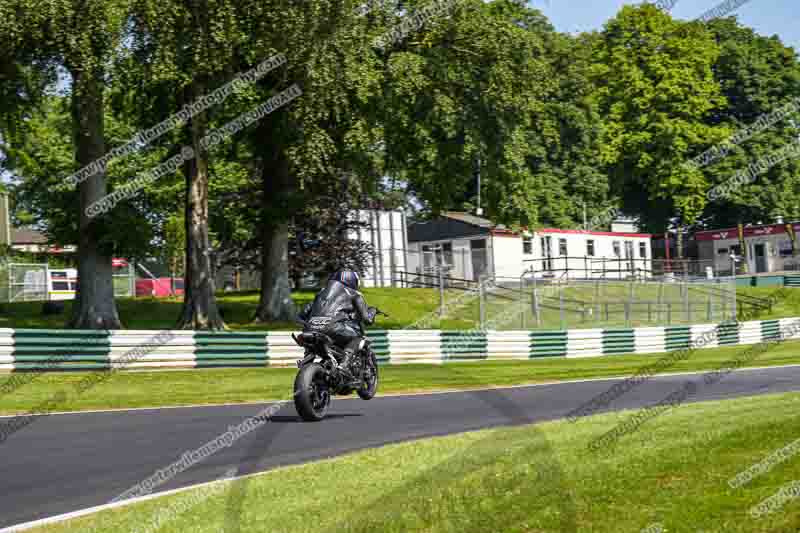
[2,263,48,302]
[0,261,134,302]
[113,263,135,297]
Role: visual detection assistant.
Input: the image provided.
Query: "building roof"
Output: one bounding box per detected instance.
[441,211,494,228]
[409,212,653,243]
[408,212,492,243]
[10,227,49,244]
[534,228,653,239]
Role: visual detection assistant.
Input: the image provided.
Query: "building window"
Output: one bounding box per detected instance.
[639,242,647,258]
[559,238,568,256]
[523,236,533,255]
[613,241,621,257]
[586,240,595,257]
[442,242,453,265]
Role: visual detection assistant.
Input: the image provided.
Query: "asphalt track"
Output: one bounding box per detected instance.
[2,365,800,530]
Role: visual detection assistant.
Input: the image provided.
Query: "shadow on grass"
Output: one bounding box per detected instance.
[221,364,577,532]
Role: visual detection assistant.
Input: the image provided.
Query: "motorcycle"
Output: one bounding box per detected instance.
[291,309,387,422]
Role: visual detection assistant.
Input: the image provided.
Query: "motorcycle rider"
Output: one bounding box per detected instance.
[297,270,377,368]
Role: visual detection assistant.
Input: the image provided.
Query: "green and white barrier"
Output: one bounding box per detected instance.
[0,317,797,371]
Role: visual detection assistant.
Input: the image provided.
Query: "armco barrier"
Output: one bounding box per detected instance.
[0,318,798,371]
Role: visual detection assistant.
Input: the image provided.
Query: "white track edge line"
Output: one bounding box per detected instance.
[0,470,260,532]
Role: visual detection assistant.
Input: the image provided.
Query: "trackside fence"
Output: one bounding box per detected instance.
[0,318,796,371]
[486,276,741,331]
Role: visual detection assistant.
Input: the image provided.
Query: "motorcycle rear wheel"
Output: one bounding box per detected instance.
[294,363,331,421]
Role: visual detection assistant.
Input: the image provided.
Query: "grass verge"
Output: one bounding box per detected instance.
[31,392,800,532]
[2,340,800,415]
[0,288,478,331]
[0,285,798,331]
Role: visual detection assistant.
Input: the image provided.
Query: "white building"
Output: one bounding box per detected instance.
[696,222,800,275]
[350,209,408,287]
[0,193,76,255]
[407,212,653,282]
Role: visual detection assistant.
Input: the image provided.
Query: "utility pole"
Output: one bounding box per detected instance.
[475,156,483,216]
[583,202,588,231]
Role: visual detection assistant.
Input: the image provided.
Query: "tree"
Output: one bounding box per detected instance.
[289,174,376,288]
[163,213,186,289]
[222,0,384,322]
[375,0,609,229]
[532,30,611,228]
[2,92,164,263]
[699,17,800,227]
[591,5,728,232]
[0,0,131,328]
[129,0,252,329]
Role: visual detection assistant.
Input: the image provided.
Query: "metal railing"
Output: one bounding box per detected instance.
[480,274,741,330]
[522,256,653,280]
[521,256,720,281]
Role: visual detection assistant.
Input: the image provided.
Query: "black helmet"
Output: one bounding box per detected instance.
[331,270,360,290]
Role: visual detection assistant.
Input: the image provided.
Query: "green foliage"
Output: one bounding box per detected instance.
[699,17,800,226]
[4,95,158,257]
[289,174,376,281]
[162,213,185,277]
[591,5,728,230]
[371,0,615,229]
[379,1,557,227]
[4,0,800,327]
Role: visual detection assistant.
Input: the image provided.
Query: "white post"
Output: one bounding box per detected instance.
[129,262,135,297]
[44,263,50,302]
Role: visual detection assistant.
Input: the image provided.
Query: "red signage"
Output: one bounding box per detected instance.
[112,258,129,267]
[696,223,800,241]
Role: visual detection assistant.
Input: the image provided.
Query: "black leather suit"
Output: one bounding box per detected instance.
[298,279,376,354]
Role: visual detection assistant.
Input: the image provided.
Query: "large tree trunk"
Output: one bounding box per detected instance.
[177,81,225,330]
[254,133,295,322]
[256,221,294,321]
[68,69,122,330]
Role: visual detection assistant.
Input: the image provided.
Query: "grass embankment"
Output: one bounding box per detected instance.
[33,392,800,532]
[0,288,478,331]
[2,340,800,415]
[0,285,798,331]
[478,284,800,330]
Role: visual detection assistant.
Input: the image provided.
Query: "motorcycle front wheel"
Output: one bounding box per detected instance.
[294,363,331,422]
[357,353,379,401]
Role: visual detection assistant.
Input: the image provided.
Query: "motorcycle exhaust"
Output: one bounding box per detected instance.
[296,352,317,368]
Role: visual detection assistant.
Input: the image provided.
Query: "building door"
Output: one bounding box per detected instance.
[624,241,635,275]
[470,239,488,281]
[754,243,768,273]
[422,245,434,272]
[541,236,553,273]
